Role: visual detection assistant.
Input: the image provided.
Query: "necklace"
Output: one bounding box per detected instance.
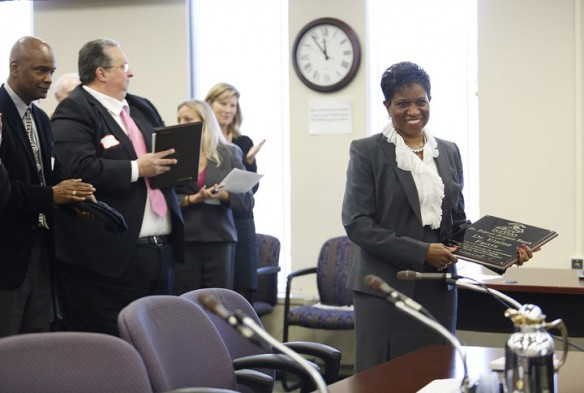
[406,136,426,153]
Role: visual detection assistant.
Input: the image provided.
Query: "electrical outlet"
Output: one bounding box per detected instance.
[571,258,583,269]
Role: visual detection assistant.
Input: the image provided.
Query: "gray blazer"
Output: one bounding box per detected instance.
[342,132,469,298]
[176,143,254,243]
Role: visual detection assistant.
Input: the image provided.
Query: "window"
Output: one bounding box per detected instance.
[0,0,34,83]
[366,0,479,220]
[189,0,291,265]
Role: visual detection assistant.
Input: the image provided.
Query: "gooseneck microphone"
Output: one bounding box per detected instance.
[364,274,471,393]
[197,293,329,393]
[397,270,459,283]
[197,292,256,339]
[396,270,522,310]
[364,274,434,319]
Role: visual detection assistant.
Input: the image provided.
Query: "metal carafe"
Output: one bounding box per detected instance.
[504,304,568,393]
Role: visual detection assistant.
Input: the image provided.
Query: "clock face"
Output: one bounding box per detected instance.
[292,18,361,92]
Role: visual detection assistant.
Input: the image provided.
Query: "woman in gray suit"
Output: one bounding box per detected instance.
[342,62,534,372]
[174,100,254,294]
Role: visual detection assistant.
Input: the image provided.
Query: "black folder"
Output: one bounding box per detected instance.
[150,122,202,189]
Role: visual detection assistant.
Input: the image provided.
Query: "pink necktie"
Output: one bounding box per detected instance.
[120,107,168,218]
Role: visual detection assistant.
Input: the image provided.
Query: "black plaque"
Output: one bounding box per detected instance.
[444,215,558,271]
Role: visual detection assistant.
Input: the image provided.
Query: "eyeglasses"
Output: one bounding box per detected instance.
[104,63,130,73]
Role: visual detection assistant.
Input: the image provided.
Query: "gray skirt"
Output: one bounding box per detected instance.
[353,281,457,373]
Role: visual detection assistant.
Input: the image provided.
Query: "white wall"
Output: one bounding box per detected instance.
[478,0,583,268]
[33,0,189,125]
[288,0,367,294]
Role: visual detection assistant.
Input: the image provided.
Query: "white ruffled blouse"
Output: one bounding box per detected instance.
[382,123,445,229]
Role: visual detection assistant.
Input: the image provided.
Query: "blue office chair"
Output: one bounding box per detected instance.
[283,236,357,342]
[118,295,271,393]
[182,288,341,393]
[252,233,281,317]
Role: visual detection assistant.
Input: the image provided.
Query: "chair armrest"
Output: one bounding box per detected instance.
[257,265,281,276]
[284,341,342,384]
[234,368,273,393]
[233,353,320,392]
[284,267,318,342]
[287,267,317,280]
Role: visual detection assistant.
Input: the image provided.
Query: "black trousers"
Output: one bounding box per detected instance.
[57,242,176,336]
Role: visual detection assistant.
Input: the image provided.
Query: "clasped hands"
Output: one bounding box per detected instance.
[52,178,96,205]
[425,243,536,271]
[183,184,227,206]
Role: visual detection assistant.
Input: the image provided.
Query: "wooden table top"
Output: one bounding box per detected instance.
[325,345,583,393]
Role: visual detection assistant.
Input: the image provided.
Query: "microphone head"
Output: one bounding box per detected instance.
[197,292,234,321]
[364,274,386,293]
[396,270,419,281]
[197,293,220,313]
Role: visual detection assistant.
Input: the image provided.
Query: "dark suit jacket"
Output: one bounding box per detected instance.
[0,84,60,290]
[0,161,9,209]
[176,143,254,243]
[51,86,184,278]
[342,132,469,299]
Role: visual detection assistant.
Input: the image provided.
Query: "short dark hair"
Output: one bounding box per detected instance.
[380,61,431,104]
[78,39,119,85]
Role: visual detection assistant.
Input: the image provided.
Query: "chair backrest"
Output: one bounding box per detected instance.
[118,295,237,392]
[253,233,281,311]
[0,332,153,393]
[316,236,358,306]
[182,288,271,362]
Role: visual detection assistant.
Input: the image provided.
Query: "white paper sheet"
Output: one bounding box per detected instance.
[219,168,263,193]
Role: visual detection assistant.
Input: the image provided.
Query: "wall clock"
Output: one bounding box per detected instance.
[292,17,361,93]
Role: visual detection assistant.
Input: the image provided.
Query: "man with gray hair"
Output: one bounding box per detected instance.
[53,72,80,103]
[52,38,184,336]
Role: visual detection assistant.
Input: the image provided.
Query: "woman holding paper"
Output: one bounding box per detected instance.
[173,100,254,293]
[342,62,535,372]
[205,83,265,301]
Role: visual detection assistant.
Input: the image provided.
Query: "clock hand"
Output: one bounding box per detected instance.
[311,35,327,57]
[323,38,329,60]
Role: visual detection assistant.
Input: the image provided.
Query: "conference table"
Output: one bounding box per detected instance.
[325,345,583,393]
[455,262,584,336]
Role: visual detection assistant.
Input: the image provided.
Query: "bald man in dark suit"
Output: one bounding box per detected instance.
[0,36,95,338]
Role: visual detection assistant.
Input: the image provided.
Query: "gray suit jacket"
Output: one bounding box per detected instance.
[175,143,254,243]
[342,132,469,298]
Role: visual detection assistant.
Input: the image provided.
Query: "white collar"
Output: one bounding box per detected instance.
[382,122,439,173]
[82,85,127,116]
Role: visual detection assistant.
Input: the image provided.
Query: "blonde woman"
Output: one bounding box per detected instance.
[174,100,254,293]
[205,83,264,301]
